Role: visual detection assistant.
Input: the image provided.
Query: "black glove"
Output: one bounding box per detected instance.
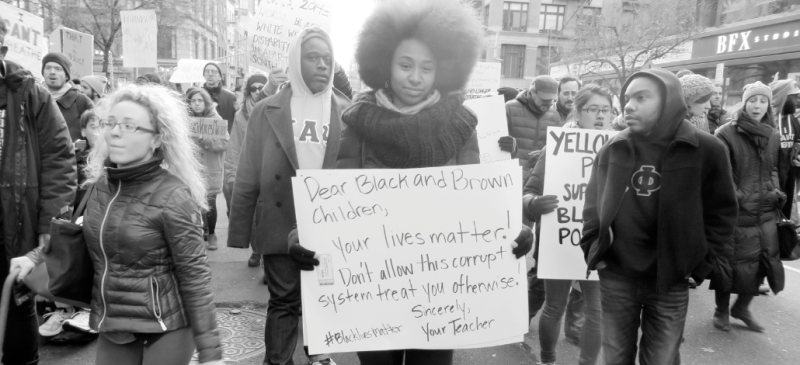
[498,136,517,153]
[512,226,533,258]
[288,229,319,271]
[527,195,559,216]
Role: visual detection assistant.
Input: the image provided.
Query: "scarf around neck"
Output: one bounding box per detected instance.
[737,112,774,151]
[375,88,441,115]
[242,95,257,120]
[342,93,477,168]
[47,82,73,100]
[105,154,164,182]
[557,101,572,121]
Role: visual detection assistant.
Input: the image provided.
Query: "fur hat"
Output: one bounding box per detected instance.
[80,75,107,97]
[42,52,72,81]
[355,0,483,94]
[679,74,714,104]
[743,81,772,105]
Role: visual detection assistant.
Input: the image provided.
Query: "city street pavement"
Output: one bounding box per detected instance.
[38,194,800,364]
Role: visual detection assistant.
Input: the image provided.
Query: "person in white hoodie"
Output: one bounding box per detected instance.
[226,28,347,365]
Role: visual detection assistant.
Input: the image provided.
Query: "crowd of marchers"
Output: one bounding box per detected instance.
[2,0,800,365]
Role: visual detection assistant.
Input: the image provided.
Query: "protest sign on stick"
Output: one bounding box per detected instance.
[465,62,501,100]
[464,95,511,164]
[538,127,618,281]
[170,59,216,84]
[0,2,46,80]
[248,0,332,72]
[120,10,157,68]
[49,27,94,79]
[190,118,228,139]
[292,160,527,354]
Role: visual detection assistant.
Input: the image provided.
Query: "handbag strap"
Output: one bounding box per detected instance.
[72,184,95,224]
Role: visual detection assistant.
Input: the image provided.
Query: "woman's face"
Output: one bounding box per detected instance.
[189,93,206,115]
[390,38,436,109]
[250,83,265,99]
[688,99,710,118]
[103,101,159,168]
[745,95,770,122]
[576,94,612,130]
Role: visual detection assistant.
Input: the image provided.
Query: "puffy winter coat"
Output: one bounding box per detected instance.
[506,89,561,168]
[715,120,786,295]
[83,158,222,362]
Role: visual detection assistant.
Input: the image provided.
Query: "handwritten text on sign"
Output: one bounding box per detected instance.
[190,118,228,139]
[170,59,215,84]
[121,10,157,68]
[538,127,618,281]
[0,2,46,81]
[49,27,93,79]
[464,95,511,164]
[465,62,501,100]
[248,0,332,72]
[292,160,527,354]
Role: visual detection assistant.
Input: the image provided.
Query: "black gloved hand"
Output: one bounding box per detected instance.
[498,136,517,153]
[527,195,559,216]
[288,229,319,271]
[512,226,533,258]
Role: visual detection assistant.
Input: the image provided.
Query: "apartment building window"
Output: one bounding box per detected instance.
[157,26,177,59]
[202,37,208,59]
[577,6,602,27]
[502,2,528,32]
[194,31,200,59]
[501,44,526,78]
[210,41,216,59]
[539,4,565,33]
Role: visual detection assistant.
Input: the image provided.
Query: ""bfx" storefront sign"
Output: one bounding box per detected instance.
[692,19,800,59]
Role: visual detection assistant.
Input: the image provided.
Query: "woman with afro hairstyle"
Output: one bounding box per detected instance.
[288,1,533,364]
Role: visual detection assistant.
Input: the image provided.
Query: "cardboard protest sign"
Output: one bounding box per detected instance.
[190,118,228,139]
[538,127,618,281]
[248,0,332,72]
[170,59,215,84]
[464,95,511,164]
[0,2,46,80]
[292,160,527,354]
[49,27,94,79]
[465,62,501,100]
[120,10,157,68]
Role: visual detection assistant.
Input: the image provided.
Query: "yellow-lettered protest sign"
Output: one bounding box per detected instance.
[538,127,618,281]
[190,118,228,139]
[292,160,527,354]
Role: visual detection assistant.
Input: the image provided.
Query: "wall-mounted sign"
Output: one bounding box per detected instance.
[692,19,800,59]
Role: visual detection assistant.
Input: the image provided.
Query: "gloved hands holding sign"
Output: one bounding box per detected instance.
[511,226,533,259]
[497,136,517,154]
[527,195,559,216]
[288,228,319,271]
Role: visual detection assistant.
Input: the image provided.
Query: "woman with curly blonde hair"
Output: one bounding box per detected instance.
[12,84,224,365]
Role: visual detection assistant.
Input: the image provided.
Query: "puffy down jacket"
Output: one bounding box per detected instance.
[505,89,561,168]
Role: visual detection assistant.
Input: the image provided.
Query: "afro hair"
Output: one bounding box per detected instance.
[355,0,484,94]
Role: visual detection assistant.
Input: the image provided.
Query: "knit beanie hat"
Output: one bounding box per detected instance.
[204,62,224,78]
[42,52,72,81]
[743,81,772,105]
[80,75,107,97]
[246,74,268,91]
[679,74,715,104]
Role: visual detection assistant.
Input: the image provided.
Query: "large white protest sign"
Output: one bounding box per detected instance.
[0,2,46,80]
[248,0,332,72]
[169,59,215,84]
[539,127,618,281]
[292,160,527,354]
[464,95,511,164]
[465,62,501,100]
[120,10,157,68]
[49,27,94,79]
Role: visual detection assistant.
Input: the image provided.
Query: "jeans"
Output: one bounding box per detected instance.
[203,195,218,235]
[1,252,39,365]
[95,327,195,365]
[539,280,602,365]
[262,255,302,365]
[357,349,454,365]
[527,268,545,321]
[599,270,688,365]
[564,287,586,340]
[714,291,754,314]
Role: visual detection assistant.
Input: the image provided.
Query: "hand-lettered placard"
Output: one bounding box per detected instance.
[49,27,94,79]
[0,2,46,81]
[120,10,157,68]
[464,95,511,164]
[465,62,501,100]
[292,160,527,354]
[190,118,228,139]
[538,127,618,280]
[170,59,216,84]
[248,0,332,72]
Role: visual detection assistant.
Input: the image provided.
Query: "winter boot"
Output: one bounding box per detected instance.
[713,307,730,331]
[731,295,764,332]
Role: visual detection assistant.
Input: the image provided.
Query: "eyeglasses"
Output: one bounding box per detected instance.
[100,120,158,134]
[204,70,220,76]
[581,107,612,115]
[250,85,264,93]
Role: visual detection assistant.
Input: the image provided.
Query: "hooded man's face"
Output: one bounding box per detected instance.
[624,77,663,136]
[204,65,222,87]
[300,37,332,94]
[558,81,580,111]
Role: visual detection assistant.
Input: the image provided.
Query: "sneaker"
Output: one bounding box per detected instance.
[248,252,261,267]
[39,308,73,337]
[207,234,218,250]
[311,359,337,365]
[63,309,97,334]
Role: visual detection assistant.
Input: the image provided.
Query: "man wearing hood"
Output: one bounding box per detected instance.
[770,79,800,219]
[202,62,237,133]
[580,68,737,364]
[1,16,77,364]
[228,28,346,365]
[41,52,95,142]
[505,75,562,170]
[555,76,581,124]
